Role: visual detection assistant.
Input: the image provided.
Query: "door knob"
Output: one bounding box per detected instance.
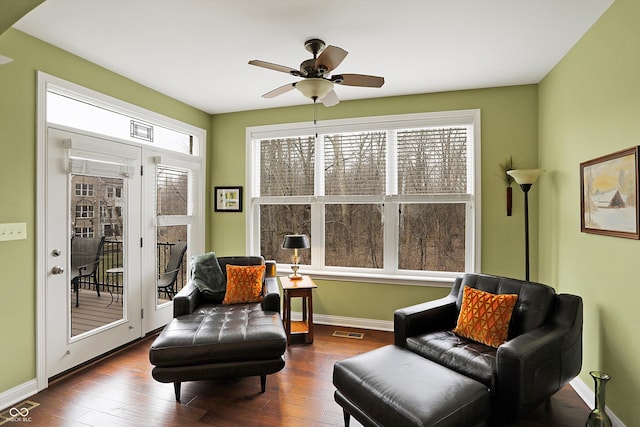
[51,266,64,275]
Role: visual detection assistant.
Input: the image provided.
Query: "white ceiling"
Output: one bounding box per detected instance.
[14,0,613,115]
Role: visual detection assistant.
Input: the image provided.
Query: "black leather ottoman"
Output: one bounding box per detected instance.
[149,303,287,402]
[333,345,490,427]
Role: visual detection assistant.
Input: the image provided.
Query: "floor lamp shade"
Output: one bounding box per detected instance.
[507,169,544,186]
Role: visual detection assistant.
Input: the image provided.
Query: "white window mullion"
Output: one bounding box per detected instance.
[383,199,398,274]
[387,129,397,195]
[310,200,324,271]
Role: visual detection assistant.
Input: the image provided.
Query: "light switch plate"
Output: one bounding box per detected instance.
[0,223,27,241]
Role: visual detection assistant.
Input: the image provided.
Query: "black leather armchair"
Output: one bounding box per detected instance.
[394,273,583,422]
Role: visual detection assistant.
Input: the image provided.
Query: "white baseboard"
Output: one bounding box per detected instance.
[0,379,38,412]
[290,311,394,332]
[570,377,626,427]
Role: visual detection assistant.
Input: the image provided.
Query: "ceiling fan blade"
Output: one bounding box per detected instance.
[249,60,301,76]
[335,74,385,88]
[315,45,348,73]
[320,89,340,107]
[262,83,296,98]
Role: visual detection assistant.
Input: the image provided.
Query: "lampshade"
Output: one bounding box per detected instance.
[507,169,544,185]
[0,55,13,66]
[295,78,333,100]
[282,234,310,249]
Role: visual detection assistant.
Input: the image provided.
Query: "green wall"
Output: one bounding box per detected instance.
[539,0,639,424]
[0,29,210,396]
[210,85,540,321]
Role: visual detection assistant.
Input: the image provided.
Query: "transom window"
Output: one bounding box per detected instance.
[47,91,198,155]
[247,110,480,283]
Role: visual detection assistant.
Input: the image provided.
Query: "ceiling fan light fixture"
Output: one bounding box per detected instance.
[296,78,333,101]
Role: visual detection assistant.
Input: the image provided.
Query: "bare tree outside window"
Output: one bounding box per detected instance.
[260,137,314,197]
[260,204,311,264]
[325,204,383,268]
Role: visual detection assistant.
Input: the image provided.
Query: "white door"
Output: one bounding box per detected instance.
[46,127,143,377]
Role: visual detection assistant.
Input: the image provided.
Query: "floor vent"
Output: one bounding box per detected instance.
[332,330,364,339]
[0,400,39,425]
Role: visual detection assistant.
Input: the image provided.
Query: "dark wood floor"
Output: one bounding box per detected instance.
[4,325,589,426]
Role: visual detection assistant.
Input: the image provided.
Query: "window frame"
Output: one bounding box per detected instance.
[246,110,481,287]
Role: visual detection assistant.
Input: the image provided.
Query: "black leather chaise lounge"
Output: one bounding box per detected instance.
[149,255,287,402]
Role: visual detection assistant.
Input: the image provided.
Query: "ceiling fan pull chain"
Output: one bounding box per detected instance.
[313,100,318,138]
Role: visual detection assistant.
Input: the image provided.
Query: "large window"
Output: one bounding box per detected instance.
[247,110,480,284]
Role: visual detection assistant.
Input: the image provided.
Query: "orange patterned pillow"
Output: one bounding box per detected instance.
[453,286,518,348]
[222,265,265,304]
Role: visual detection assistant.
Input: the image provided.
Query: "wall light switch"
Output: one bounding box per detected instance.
[0,223,27,241]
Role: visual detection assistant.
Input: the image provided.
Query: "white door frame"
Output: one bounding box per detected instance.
[35,72,206,391]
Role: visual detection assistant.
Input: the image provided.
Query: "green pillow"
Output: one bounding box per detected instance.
[190,252,226,302]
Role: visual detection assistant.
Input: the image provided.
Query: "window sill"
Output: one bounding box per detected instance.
[274,268,456,288]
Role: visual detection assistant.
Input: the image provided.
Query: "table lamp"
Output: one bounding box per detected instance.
[282,234,310,280]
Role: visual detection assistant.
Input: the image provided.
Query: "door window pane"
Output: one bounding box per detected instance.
[157,166,189,216]
[70,174,124,337]
[157,225,188,303]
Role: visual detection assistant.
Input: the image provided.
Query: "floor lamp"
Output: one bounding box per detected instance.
[506,169,544,281]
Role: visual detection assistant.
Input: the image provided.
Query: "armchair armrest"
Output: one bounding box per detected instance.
[394,294,458,347]
[496,326,566,417]
[262,276,281,313]
[172,282,201,317]
[496,294,582,419]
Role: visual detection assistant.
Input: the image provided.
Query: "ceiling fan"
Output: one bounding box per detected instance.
[248,38,384,107]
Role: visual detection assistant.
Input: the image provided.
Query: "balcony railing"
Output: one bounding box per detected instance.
[82,239,188,300]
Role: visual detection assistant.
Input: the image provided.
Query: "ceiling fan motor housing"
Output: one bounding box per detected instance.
[302,38,330,76]
[300,58,321,77]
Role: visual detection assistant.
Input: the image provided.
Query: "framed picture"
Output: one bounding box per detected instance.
[580,146,640,239]
[214,186,243,212]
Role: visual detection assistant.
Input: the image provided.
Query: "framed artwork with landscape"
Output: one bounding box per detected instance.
[214,186,243,212]
[580,146,640,239]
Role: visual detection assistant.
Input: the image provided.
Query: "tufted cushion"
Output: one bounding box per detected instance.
[222,265,265,304]
[149,304,286,367]
[407,331,497,389]
[453,286,518,348]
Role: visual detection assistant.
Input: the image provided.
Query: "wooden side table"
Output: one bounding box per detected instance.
[280,275,317,345]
